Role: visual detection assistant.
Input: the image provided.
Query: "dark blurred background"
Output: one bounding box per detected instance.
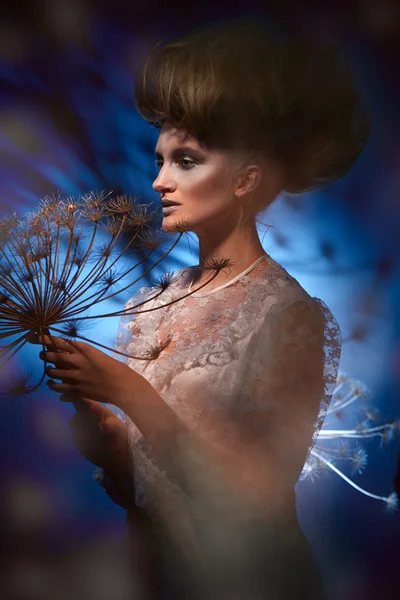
[0,1,399,598]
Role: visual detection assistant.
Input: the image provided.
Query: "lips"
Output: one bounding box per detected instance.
[161,198,179,206]
[161,199,180,207]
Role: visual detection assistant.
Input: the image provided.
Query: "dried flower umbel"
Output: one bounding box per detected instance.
[300,372,399,512]
[0,190,232,397]
[1,191,396,511]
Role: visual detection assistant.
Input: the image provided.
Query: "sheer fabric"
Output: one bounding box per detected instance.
[101,252,341,597]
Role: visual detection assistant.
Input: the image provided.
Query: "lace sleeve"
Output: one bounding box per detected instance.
[237,296,342,502]
[132,296,341,518]
[305,297,342,453]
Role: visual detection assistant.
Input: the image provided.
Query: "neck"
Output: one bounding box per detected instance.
[195,220,266,286]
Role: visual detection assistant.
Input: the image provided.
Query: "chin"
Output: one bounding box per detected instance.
[161,210,202,234]
[161,215,182,233]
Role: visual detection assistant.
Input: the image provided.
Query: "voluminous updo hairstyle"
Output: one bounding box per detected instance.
[133,17,370,195]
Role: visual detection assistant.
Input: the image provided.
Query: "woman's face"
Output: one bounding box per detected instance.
[152,124,242,234]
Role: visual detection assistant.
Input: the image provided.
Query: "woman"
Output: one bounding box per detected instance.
[38,17,368,599]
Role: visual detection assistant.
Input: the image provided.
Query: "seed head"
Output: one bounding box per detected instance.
[104,194,137,216]
[7,371,34,400]
[351,446,368,475]
[386,492,398,514]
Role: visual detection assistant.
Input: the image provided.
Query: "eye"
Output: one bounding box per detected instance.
[154,157,196,170]
[177,157,196,170]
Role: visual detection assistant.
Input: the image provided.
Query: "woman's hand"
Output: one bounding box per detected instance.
[66,395,130,472]
[32,334,145,407]
[66,395,136,509]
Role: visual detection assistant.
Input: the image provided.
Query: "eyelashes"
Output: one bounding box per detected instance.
[154,157,196,171]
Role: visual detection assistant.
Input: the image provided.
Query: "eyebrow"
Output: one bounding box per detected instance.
[154,146,204,159]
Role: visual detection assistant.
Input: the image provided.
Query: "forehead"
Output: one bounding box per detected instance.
[155,124,205,152]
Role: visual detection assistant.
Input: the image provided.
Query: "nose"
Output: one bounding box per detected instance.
[152,165,175,194]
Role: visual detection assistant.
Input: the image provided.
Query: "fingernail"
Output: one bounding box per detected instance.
[27,333,39,344]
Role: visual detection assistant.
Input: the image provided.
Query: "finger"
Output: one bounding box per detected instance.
[26,333,56,347]
[59,393,80,404]
[60,393,96,415]
[71,399,91,412]
[73,398,108,421]
[45,366,76,383]
[26,331,52,344]
[69,397,98,412]
[60,393,90,411]
[60,395,96,415]
[38,335,75,353]
[46,379,75,394]
[26,332,40,345]
[40,350,75,367]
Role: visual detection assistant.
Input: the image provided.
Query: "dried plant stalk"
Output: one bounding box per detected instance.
[0,190,232,397]
[0,190,396,509]
[300,372,399,512]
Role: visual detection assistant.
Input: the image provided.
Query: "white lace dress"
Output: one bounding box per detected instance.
[99,253,341,598]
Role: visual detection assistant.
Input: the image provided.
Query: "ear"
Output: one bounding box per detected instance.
[234,165,262,198]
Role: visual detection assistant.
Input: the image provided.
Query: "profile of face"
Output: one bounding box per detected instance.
[152,123,246,235]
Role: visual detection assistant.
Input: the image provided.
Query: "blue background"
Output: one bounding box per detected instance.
[0,1,399,598]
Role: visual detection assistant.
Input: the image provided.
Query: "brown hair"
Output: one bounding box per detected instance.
[134,17,370,196]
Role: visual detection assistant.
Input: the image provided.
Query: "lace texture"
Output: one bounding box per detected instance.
[102,253,341,548]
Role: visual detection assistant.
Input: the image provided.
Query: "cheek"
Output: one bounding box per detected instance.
[184,167,231,201]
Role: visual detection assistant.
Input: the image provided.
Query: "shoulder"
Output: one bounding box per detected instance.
[255,259,335,348]
[261,264,317,323]
[260,254,329,319]
[261,284,342,382]
[264,296,325,360]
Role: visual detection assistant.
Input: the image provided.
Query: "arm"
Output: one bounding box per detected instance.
[114,298,328,517]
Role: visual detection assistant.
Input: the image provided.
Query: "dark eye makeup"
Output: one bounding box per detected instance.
[154,156,196,170]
